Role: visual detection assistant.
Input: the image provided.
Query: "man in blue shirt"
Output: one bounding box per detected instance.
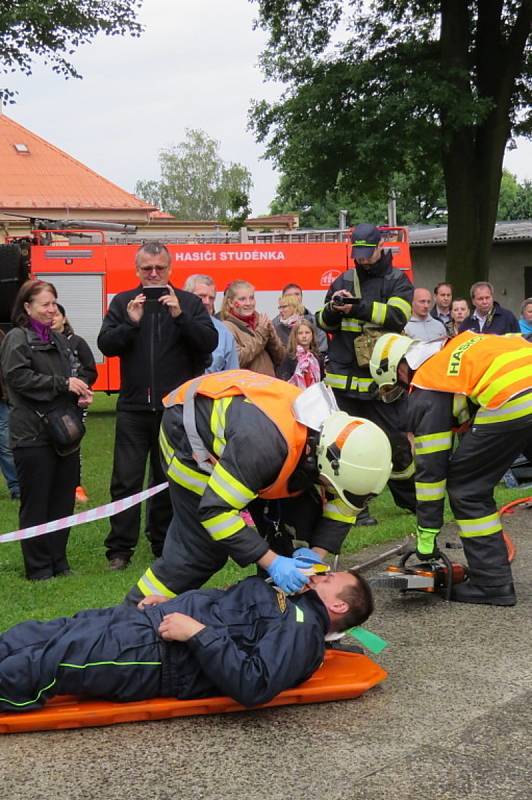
[184,274,239,372]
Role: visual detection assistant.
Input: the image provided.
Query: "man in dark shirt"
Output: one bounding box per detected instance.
[0,570,372,712]
[430,282,454,336]
[97,242,218,569]
[459,281,520,335]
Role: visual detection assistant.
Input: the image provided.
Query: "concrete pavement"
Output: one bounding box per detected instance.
[2,503,531,800]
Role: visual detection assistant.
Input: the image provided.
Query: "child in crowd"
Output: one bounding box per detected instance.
[277,319,324,387]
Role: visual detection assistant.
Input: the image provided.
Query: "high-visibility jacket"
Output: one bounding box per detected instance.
[316,251,413,397]
[164,370,308,500]
[409,332,532,536]
[160,371,356,564]
[412,332,532,409]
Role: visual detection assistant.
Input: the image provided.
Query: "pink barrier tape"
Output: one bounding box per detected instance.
[0,482,169,544]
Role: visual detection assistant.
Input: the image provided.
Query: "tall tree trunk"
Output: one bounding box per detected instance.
[440,0,480,295]
[442,133,482,296]
[444,113,508,296]
[441,0,532,295]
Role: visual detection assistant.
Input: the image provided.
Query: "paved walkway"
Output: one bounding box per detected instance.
[2,504,531,800]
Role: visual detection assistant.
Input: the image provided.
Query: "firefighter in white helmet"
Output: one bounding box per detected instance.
[125,370,392,605]
[370,331,532,606]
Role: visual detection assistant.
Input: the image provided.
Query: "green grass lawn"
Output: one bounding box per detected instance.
[0,392,527,630]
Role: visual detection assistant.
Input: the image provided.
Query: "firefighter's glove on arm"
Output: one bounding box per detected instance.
[292,547,326,565]
[266,555,310,593]
[416,525,439,560]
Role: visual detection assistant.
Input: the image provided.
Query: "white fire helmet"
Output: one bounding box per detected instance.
[369,333,445,402]
[315,411,392,511]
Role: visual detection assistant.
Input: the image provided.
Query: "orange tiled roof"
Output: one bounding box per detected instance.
[0,114,155,211]
[149,210,175,219]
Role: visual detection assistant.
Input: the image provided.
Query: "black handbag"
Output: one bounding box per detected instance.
[25,328,87,455]
[36,401,85,456]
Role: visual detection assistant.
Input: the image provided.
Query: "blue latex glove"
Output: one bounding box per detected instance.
[292,547,326,565]
[266,555,310,593]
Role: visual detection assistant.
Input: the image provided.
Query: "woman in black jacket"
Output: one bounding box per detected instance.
[0,281,94,580]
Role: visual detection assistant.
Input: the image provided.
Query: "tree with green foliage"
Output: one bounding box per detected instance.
[250,0,531,294]
[270,164,447,228]
[498,170,532,219]
[0,1,143,102]
[136,129,252,224]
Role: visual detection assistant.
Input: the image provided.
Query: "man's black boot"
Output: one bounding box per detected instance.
[450,581,516,606]
[454,530,515,605]
[355,507,378,527]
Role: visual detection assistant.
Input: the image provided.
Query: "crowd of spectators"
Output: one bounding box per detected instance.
[0,236,531,582]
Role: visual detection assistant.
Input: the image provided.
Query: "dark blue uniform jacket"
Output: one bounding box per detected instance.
[0,577,328,712]
[152,576,328,706]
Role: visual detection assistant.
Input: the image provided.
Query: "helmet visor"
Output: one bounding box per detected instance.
[378,383,405,404]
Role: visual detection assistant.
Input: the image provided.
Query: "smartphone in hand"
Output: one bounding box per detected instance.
[143,286,169,302]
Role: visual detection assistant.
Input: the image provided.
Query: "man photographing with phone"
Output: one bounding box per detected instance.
[98,242,218,571]
[127,283,181,321]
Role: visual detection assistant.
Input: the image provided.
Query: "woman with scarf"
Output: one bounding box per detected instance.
[519,297,532,341]
[0,281,93,580]
[272,294,305,346]
[221,280,285,376]
[277,319,325,387]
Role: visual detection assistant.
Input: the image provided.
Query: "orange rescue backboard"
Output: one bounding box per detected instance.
[0,650,387,734]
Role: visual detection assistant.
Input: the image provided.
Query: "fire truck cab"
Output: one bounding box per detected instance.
[0,225,413,391]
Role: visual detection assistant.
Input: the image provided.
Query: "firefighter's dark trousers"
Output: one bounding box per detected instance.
[0,606,162,713]
[334,392,416,513]
[447,417,532,586]
[125,481,231,605]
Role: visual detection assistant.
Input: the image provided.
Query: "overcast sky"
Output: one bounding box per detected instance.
[4,0,532,217]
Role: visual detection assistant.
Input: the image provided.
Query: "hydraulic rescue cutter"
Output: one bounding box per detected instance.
[349,537,468,601]
[357,531,515,602]
[369,550,467,601]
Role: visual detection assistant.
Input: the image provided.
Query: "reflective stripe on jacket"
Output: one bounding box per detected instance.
[164,370,308,499]
[316,250,413,398]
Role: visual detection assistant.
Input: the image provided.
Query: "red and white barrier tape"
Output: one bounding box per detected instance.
[0,482,168,544]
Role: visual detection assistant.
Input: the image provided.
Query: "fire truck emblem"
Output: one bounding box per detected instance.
[320,270,341,287]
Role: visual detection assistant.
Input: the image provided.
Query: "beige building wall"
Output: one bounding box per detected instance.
[411,241,532,316]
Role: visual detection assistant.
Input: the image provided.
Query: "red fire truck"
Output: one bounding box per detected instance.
[0,223,413,391]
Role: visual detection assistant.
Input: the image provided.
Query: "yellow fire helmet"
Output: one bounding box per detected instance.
[369,333,414,389]
[370,333,446,402]
[316,411,392,510]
